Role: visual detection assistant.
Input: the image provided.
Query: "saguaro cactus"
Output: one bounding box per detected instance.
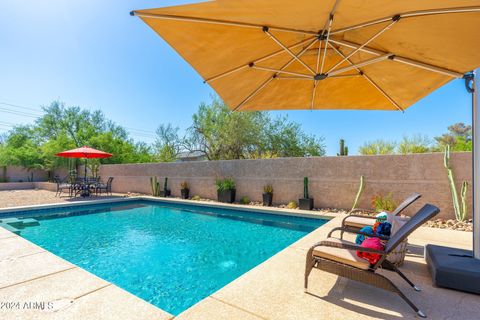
[150,176,160,197]
[444,145,468,221]
[164,177,168,193]
[350,175,365,213]
[304,177,309,199]
[337,139,349,156]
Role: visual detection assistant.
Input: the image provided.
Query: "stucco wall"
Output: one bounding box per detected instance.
[0,182,56,191]
[97,152,472,220]
[0,166,49,182]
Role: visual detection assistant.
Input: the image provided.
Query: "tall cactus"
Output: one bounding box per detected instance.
[304,177,309,199]
[337,139,349,156]
[164,177,168,193]
[350,175,365,213]
[150,176,160,197]
[444,145,468,221]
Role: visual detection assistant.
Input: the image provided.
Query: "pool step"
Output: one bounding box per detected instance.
[20,218,40,227]
[0,217,22,225]
[0,217,40,229]
[0,223,21,235]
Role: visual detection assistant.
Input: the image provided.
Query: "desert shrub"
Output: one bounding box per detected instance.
[215,177,236,191]
[263,184,273,193]
[371,193,397,212]
[240,196,250,205]
[287,201,298,209]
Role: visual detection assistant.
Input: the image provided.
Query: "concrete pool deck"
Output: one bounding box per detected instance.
[0,190,478,319]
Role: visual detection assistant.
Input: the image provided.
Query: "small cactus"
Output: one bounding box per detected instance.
[337,139,349,156]
[150,176,160,197]
[444,146,468,221]
[304,177,309,199]
[350,175,365,213]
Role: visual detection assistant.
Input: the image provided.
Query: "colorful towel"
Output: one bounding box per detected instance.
[357,237,385,265]
[355,226,374,245]
[373,221,381,233]
[376,222,392,237]
[375,212,388,222]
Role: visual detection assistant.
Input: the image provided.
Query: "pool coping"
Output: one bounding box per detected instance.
[0,196,340,319]
[0,195,341,220]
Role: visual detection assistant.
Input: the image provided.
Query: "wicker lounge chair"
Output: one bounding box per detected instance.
[305,204,439,318]
[341,192,421,236]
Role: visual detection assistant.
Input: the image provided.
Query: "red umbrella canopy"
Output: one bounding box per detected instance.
[55,146,113,159]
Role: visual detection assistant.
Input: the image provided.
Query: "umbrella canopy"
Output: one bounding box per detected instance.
[55,146,113,159]
[133,1,480,257]
[131,0,480,112]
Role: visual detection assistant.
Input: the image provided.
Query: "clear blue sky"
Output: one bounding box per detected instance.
[0,0,473,155]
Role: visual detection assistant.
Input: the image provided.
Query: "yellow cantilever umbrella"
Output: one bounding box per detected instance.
[131,1,480,262]
[131,0,480,112]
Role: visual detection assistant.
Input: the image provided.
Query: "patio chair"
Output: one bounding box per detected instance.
[305,204,439,318]
[72,177,85,197]
[340,192,421,238]
[54,176,73,197]
[96,177,114,196]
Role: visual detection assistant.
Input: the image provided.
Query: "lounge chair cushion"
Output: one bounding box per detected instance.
[344,216,376,228]
[313,238,371,270]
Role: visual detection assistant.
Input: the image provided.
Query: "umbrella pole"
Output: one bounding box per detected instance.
[473,69,479,259]
[84,158,87,182]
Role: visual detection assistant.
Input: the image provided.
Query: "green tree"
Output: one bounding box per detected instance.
[0,101,154,172]
[154,124,181,162]
[397,134,432,154]
[184,97,325,160]
[435,122,472,151]
[358,139,397,155]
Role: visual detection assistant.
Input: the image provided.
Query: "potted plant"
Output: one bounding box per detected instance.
[299,177,314,210]
[216,177,236,203]
[262,184,273,206]
[159,177,171,197]
[180,181,190,199]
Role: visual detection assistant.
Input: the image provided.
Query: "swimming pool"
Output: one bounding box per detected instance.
[5,200,327,315]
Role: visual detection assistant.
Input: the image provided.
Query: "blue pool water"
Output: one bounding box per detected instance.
[12,200,327,315]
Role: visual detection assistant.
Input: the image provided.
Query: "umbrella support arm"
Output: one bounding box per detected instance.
[472,69,480,259]
[329,38,463,78]
[327,43,403,112]
[204,37,315,83]
[234,38,319,111]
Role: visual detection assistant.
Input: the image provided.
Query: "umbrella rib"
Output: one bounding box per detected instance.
[276,76,315,80]
[310,82,318,110]
[205,37,315,83]
[328,54,393,77]
[326,18,399,74]
[312,41,322,110]
[263,29,316,75]
[251,37,318,79]
[319,0,340,74]
[328,43,404,112]
[313,0,341,110]
[251,66,312,78]
[330,6,480,35]
[329,38,464,78]
[131,11,318,36]
[233,76,275,111]
[235,38,318,111]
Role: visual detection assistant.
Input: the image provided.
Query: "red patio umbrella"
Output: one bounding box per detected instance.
[55,146,113,181]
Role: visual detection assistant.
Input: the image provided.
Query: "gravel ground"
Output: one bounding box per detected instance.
[0,189,127,209]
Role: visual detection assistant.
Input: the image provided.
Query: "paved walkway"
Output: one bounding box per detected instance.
[0,192,478,319]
